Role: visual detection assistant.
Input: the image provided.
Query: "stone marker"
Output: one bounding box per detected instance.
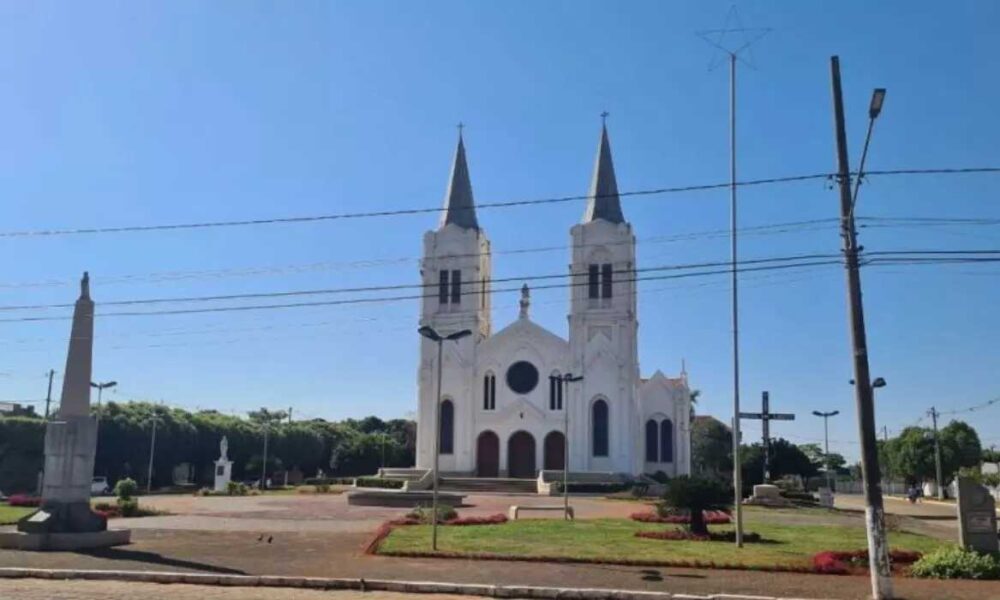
[214,436,234,492]
[957,477,998,553]
[1,273,130,550]
[817,486,834,508]
[744,483,791,507]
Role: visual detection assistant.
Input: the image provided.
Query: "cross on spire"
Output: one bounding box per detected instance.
[600,111,609,126]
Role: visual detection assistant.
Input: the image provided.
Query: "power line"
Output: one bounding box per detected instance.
[0,258,844,323]
[1,167,997,239]
[0,252,842,312]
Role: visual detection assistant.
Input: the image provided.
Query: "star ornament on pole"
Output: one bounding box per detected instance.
[696,5,771,70]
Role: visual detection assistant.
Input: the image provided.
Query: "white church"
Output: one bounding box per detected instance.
[415,125,692,479]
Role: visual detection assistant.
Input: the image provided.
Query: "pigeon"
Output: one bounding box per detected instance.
[257,534,264,542]
[267,536,273,544]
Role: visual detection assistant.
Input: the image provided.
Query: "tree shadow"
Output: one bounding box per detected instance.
[76,547,246,575]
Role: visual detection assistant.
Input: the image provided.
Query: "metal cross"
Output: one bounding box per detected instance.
[739,391,795,482]
[457,122,464,136]
[600,111,609,125]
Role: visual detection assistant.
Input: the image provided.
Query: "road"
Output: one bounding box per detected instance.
[834,493,958,537]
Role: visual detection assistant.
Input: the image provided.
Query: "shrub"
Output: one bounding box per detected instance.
[315,482,331,493]
[355,477,404,489]
[552,482,631,494]
[647,471,670,484]
[635,529,761,543]
[660,475,733,535]
[117,498,140,517]
[226,481,249,496]
[406,504,457,524]
[304,477,355,486]
[114,478,138,501]
[910,546,1000,580]
[6,494,41,507]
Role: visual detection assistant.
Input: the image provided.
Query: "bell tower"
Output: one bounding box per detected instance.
[567,122,640,473]
[415,132,491,471]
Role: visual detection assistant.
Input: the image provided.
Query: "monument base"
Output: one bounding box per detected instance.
[17,501,107,535]
[0,528,130,551]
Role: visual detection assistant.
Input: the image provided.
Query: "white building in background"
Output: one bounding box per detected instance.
[415,125,692,478]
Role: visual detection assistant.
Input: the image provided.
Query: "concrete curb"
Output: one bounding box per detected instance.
[0,567,828,600]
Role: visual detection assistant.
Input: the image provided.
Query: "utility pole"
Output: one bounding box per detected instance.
[44,369,55,420]
[830,55,893,599]
[288,406,293,424]
[261,423,270,490]
[146,413,159,493]
[562,373,584,520]
[929,407,944,500]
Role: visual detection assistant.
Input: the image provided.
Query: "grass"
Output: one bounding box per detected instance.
[0,505,33,525]
[378,507,946,569]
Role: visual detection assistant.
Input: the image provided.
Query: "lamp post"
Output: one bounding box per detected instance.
[90,380,117,425]
[418,325,472,551]
[561,373,583,520]
[811,410,840,490]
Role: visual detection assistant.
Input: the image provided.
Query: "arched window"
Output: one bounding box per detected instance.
[592,399,609,457]
[549,371,563,410]
[483,373,496,410]
[660,419,673,463]
[439,400,454,455]
[645,419,659,462]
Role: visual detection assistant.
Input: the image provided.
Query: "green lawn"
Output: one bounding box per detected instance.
[379,509,945,569]
[0,505,33,525]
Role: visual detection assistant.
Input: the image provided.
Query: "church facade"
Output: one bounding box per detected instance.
[415,125,692,478]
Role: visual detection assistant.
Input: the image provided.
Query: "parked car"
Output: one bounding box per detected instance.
[90,476,110,496]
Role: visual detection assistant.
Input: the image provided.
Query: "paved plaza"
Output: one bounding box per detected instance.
[1,491,994,600]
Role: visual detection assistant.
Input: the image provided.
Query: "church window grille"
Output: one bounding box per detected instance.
[660,419,674,463]
[439,399,454,454]
[592,399,609,457]
[483,373,496,410]
[645,419,659,462]
[450,270,462,304]
[438,270,449,305]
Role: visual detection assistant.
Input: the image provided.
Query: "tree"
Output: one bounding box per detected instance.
[800,443,846,474]
[883,427,935,484]
[983,448,1000,463]
[739,438,818,490]
[939,421,981,482]
[660,475,732,535]
[248,408,288,425]
[691,417,731,476]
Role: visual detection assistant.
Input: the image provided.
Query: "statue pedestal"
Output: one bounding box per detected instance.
[214,459,233,492]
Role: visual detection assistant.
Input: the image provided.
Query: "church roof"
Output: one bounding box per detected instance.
[439,132,479,230]
[582,124,625,224]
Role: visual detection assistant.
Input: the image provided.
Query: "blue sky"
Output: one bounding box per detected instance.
[1,1,998,461]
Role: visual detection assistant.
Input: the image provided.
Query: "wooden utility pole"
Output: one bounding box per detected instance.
[830,55,893,599]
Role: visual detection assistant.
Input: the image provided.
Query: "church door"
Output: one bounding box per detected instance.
[507,431,537,479]
[476,431,500,477]
[543,431,565,470]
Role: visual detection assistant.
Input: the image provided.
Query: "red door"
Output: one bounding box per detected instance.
[476,431,500,477]
[507,431,537,479]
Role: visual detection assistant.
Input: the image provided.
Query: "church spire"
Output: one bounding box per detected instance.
[582,119,625,224]
[440,128,479,230]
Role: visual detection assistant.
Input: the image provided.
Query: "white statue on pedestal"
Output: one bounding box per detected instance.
[214,436,233,492]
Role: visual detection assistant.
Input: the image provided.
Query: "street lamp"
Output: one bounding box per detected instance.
[418,325,472,551]
[561,373,583,520]
[812,410,840,490]
[851,88,887,211]
[90,380,118,424]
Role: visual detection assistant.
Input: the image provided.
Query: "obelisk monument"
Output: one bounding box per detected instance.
[6,273,130,549]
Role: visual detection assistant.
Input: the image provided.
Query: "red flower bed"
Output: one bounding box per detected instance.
[811,549,922,575]
[630,510,731,524]
[6,494,41,507]
[635,529,761,543]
